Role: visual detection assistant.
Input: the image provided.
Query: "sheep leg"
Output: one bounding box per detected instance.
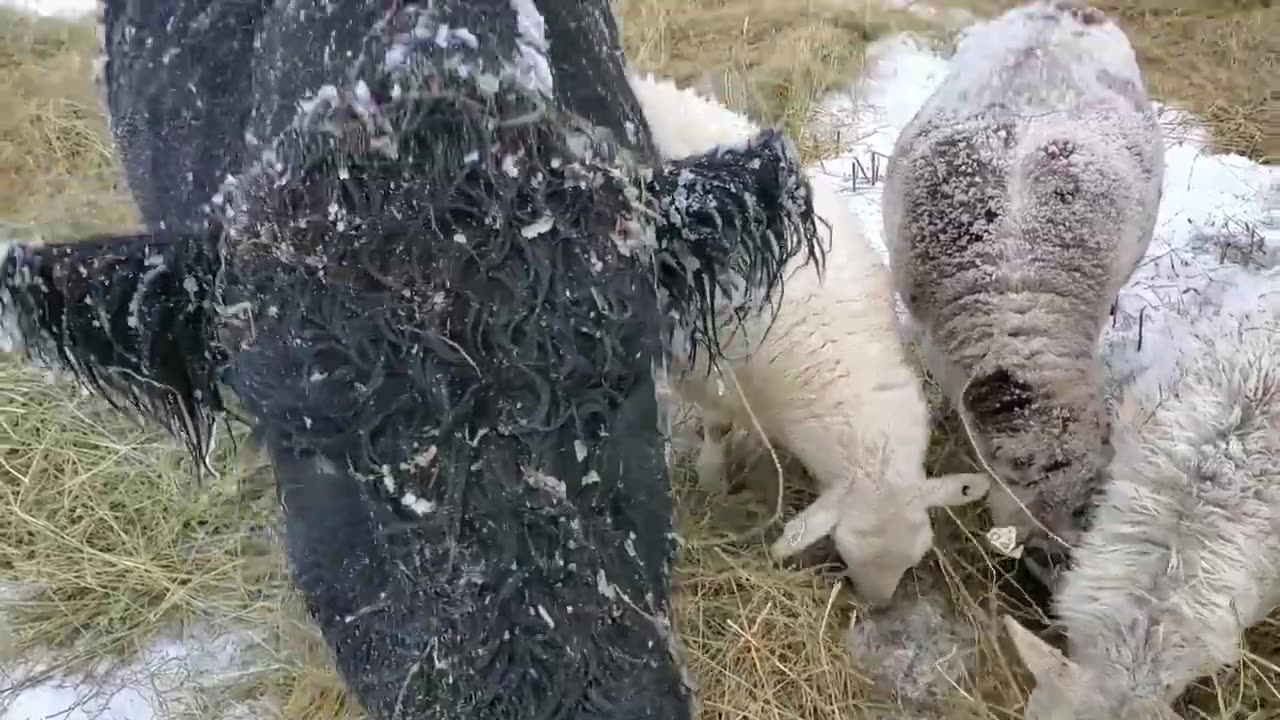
[0,232,226,468]
[99,0,268,233]
[695,411,733,493]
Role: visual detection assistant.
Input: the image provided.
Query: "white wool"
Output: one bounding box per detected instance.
[625,73,759,159]
[630,73,987,607]
[1008,318,1280,720]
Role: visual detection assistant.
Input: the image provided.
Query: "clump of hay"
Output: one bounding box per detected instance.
[0,11,136,235]
[0,5,1276,720]
[940,0,1276,162]
[0,361,278,664]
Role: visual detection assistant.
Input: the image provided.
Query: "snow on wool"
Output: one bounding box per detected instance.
[822,32,1274,514]
[998,95,1279,720]
[0,1,823,719]
[0,3,1272,718]
[1005,315,1280,720]
[879,1,1165,589]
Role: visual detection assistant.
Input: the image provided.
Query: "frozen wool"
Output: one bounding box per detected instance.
[0,240,21,354]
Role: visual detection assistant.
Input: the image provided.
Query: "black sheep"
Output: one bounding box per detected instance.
[0,1,824,718]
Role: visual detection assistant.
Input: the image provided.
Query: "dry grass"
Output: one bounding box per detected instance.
[616,0,931,161]
[0,3,1276,720]
[0,12,136,235]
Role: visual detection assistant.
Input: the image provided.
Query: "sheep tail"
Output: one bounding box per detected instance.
[649,127,825,369]
[0,230,227,474]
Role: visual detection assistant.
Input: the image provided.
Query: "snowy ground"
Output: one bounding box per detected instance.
[0,621,263,720]
[2,0,92,19]
[0,2,1275,718]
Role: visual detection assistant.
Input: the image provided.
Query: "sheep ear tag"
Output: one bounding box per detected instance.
[1003,615,1082,689]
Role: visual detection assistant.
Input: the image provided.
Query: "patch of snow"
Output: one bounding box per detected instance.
[0,0,95,19]
[0,625,264,720]
[1103,128,1276,404]
[808,32,1278,404]
[509,0,554,96]
[807,34,950,273]
[881,0,976,30]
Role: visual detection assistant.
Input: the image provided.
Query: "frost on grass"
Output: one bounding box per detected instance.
[1100,121,1277,404]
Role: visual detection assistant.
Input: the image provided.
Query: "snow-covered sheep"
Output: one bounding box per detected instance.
[882,0,1165,585]
[0,2,825,718]
[1003,319,1280,720]
[629,74,990,606]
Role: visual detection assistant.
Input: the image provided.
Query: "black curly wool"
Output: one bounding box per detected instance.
[649,128,824,368]
[0,230,226,471]
[0,1,825,718]
[215,11,697,713]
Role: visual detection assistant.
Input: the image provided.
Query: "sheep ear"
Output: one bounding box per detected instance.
[921,472,990,508]
[770,492,842,560]
[1003,615,1082,689]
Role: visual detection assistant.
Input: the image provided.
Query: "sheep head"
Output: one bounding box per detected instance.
[771,472,989,606]
[1003,616,1182,720]
[960,363,1113,588]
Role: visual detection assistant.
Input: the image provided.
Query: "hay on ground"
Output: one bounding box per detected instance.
[615,0,930,161]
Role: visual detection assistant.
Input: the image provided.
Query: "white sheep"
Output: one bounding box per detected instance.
[1004,319,1280,720]
[629,73,989,606]
[882,0,1165,584]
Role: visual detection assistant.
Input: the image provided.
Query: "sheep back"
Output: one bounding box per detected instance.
[881,0,1164,565]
